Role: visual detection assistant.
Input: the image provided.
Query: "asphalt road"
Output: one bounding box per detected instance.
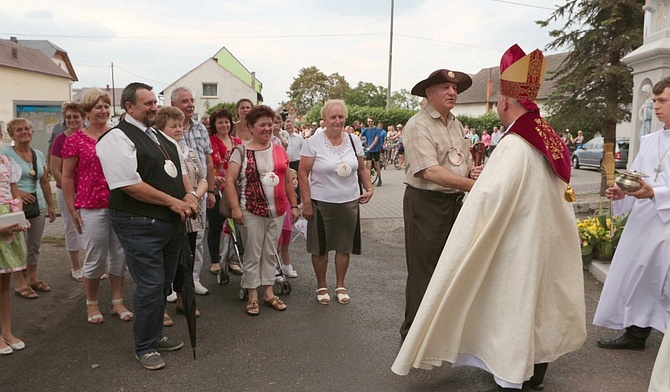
[1,216,662,392]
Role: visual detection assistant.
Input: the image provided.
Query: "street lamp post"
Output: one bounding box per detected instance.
[386,0,395,110]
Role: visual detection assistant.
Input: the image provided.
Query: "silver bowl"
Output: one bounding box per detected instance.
[614,170,648,192]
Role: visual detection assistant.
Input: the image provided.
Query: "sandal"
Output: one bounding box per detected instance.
[111,298,134,321]
[176,307,201,317]
[163,312,174,327]
[209,264,221,275]
[263,295,287,311]
[29,280,51,292]
[71,268,83,282]
[246,299,260,316]
[86,300,104,324]
[335,287,350,304]
[14,286,38,299]
[228,264,243,275]
[316,288,330,305]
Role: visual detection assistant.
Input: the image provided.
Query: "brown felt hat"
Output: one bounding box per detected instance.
[411,69,472,97]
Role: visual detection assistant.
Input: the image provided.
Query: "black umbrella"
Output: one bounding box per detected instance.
[173,229,197,359]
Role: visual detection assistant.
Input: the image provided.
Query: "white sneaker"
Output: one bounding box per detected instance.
[166,291,177,303]
[194,281,209,295]
[281,264,298,278]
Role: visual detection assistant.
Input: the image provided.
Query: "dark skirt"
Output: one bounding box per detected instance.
[306,199,361,256]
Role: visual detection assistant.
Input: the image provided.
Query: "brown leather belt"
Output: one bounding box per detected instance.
[405,185,464,202]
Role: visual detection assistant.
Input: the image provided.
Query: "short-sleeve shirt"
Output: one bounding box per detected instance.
[0,147,47,209]
[361,127,382,152]
[300,132,363,204]
[403,103,472,193]
[62,130,110,209]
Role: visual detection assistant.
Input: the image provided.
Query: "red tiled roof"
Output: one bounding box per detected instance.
[0,40,72,79]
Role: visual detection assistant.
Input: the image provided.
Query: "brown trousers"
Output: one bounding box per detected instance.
[400,186,463,340]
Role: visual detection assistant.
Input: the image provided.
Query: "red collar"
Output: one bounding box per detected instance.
[503,112,571,184]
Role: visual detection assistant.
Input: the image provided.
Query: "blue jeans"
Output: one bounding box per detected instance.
[110,210,183,355]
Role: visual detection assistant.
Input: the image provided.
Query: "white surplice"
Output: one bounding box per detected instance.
[648,332,670,392]
[392,134,586,386]
[593,128,670,333]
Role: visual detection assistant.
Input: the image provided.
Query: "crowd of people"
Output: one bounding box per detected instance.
[0,45,667,390]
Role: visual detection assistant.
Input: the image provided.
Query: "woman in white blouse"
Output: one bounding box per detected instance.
[298,100,374,305]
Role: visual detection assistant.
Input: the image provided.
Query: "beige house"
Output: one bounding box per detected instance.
[161,47,262,121]
[0,38,74,155]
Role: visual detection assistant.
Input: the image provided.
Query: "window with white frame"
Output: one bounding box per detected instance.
[203,83,218,97]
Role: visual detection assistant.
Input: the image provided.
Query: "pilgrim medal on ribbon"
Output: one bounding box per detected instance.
[261,172,280,187]
[447,147,463,166]
[29,169,36,177]
[164,160,178,178]
[335,163,352,177]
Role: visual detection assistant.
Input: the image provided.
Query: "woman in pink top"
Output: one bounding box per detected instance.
[50,102,84,281]
[481,129,492,158]
[62,89,132,324]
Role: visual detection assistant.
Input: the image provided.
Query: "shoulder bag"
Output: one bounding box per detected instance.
[219,145,246,217]
[22,149,40,219]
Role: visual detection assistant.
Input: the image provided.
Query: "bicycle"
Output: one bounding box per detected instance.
[384,144,401,170]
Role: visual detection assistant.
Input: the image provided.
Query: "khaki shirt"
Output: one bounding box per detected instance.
[403,103,472,192]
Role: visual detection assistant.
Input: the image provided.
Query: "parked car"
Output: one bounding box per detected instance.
[571,137,629,170]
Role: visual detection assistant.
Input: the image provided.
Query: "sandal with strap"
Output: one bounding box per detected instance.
[335,287,350,304]
[14,286,38,299]
[163,312,174,327]
[246,299,260,316]
[29,280,51,292]
[264,295,287,311]
[316,288,330,305]
[86,300,104,324]
[111,298,134,321]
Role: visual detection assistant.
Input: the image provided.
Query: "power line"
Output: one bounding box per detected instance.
[1,32,386,40]
[486,0,555,11]
[396,34,504,52]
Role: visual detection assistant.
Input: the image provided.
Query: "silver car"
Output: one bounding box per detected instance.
[571,137,629,169]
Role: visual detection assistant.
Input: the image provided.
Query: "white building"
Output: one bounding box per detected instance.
[161,47,263,121]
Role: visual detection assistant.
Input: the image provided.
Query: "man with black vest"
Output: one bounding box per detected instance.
[97,82,199,370]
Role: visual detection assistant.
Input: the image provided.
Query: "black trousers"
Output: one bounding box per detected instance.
[400,186,463,339]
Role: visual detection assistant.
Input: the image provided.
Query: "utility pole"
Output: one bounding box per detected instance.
[111,62,117,117]
[386,0,395,110]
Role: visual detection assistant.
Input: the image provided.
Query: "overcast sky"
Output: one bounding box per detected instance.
[1,0,565,107]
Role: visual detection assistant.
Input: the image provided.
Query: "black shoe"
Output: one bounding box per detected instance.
[597,333,645,351]
[377,179,382,187]
[523,380,544,391]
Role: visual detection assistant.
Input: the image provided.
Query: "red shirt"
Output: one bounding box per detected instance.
[210,134,242,190]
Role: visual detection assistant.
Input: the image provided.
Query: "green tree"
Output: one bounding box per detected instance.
[206,102,237,117]
[287,66,330,116]
[538,0,644,145]
[287,67,353,117]
[391,88,421,110]
[346,82,387,108]
[328,72,351,100]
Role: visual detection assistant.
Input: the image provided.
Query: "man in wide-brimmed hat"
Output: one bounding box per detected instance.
[399,69,482,340]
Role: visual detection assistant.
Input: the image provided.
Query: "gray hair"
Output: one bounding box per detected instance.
[170,86,192,104]
[320,99,348,120]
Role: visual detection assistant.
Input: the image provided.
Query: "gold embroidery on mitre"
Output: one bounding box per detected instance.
[500,49,547,101]
[534,118,565,160]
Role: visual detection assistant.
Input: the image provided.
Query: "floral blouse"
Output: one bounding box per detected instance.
[61,130,109,209]
[210,134,242,191]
